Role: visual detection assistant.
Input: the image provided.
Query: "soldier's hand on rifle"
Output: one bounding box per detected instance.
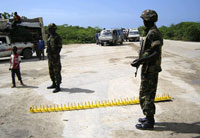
[131,59,141,68]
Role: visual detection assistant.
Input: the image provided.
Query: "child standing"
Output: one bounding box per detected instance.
[10,46,24,88]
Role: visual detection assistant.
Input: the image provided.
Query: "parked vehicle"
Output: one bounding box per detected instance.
[0,35,34,59]
[122,28,128,41]
[0,17,45,58]
[99,29,124,46]
[127,29,140,42]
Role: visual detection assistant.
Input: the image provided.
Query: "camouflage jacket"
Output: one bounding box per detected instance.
[141,25,163,73]
[47,33,62,58]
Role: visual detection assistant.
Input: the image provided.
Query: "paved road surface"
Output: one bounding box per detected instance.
[0,41,199,138]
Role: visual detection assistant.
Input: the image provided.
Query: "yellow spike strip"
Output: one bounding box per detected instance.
[30,94,172,113]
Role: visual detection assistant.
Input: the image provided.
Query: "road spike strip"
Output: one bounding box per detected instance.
[30,94,172,113]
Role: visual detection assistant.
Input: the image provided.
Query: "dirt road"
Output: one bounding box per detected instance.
[0,41,200,138]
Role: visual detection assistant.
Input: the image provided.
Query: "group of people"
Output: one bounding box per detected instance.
[10,23,62,93]
[9,9,163,130]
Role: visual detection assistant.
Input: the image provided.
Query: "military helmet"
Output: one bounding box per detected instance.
[48,23,57,30]
[140,9,158,22]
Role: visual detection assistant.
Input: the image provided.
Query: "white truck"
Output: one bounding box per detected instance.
[0,35,34,58]
[127,29,140,42]
[0,17,45,58]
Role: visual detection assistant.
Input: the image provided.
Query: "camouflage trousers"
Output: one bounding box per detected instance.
[48,58,62,85]
[139,72,159,117]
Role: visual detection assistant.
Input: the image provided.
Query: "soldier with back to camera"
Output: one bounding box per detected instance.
[46,23,62,93]
[131,9,163,130]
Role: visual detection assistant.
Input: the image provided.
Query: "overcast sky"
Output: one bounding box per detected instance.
[1,0,200,28]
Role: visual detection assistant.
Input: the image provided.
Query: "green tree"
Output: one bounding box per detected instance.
[141,22,200,42]
[138,26,145,36]
[54,25,101,44]
[0,12,27,19]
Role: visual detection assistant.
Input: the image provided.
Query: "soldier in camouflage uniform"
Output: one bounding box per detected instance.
[131,9,163,130]
[46,23,62,93]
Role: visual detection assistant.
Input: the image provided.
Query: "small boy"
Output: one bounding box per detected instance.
[9,46,24,88]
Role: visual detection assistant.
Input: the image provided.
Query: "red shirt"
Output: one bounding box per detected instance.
[14,15,21,22]
[10,53,21,69]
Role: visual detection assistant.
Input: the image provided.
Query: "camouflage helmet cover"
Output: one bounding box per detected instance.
[140,9,158,22]
[48,23,57,30]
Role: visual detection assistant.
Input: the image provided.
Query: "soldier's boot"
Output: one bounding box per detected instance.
[47,82,56,89]
[53,84,60,93]
[138,117,155,125]
[136,116,155,130]
[138,118,147,123]
[136,121,154,130]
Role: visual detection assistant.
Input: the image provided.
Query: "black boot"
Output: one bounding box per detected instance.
[138,118,147,123]
[136,116,155,130]
[135,121,154,130]
[138,117,155,125]
[53,84,60,93]
[47,82,56,89]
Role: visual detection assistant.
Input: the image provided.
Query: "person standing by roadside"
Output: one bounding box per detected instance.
[9,46,24,88]
[131,9,163,130]
[46,23,62,93]
[38,36,45,60]
[96,31,100,45]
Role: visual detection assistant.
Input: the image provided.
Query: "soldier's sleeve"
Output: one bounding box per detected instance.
[147,30,163,53]
[56,35,62,49]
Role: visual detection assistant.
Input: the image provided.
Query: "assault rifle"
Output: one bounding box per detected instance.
[134,31,144,77]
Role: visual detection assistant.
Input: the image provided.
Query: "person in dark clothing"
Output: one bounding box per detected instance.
[131,9,163,130]
[38,37,45,60]
[46,23,62,93]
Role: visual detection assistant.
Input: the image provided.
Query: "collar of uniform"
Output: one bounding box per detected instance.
[145,25,157,33]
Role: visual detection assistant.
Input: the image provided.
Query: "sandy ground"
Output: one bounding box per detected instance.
[0,40,200,138]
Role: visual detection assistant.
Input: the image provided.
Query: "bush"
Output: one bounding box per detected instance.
[45,25,101,44]
[47,22,200,44]
[139,22,200,42]
[160,22,200,42]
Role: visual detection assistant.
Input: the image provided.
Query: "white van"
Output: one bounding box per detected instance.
[127,29,140,42]
[99,29,124,46]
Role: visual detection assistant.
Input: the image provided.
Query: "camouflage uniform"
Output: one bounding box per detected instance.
[139,25,163,117]
[131,9,163,129]
[47,23,62,90]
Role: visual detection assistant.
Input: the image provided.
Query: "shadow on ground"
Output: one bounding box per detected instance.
[60,88,95,93]
[155,122,200,135]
